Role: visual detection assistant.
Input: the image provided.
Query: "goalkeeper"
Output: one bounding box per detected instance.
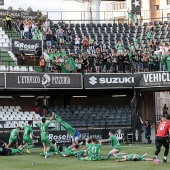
[55,114,81,144]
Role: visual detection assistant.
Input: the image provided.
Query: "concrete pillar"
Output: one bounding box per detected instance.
[91,0,101,23]
[84,0,91,21]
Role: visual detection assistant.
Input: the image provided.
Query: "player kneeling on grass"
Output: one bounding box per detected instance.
[40,139,60,157]
[0,141,24,156]
[33,112,54,158]
[99,131,121,159]
[78,138,108,161]
[115,153,152,162]
[6,127,21,148]
[22,120,40,154]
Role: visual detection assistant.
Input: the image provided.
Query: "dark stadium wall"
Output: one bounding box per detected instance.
[137,91,155,123]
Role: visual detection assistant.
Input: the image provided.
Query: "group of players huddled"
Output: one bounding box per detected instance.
[1,112,170,164]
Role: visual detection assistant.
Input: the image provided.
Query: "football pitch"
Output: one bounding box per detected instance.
[0,144,169,170]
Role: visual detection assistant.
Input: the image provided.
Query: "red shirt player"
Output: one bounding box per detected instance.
[153,115,170,164]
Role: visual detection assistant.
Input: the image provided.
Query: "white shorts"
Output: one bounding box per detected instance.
[71,136,80,142]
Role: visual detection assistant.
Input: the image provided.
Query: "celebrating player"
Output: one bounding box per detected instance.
[6,127,21,148]
[55,114,81,145]
[153,114,170,164]
[100,131,121,159]
[115,153,152,162]
[40,139,60,157]
[78,138,108,161]
[22,120,40,154]
[33,112,54,158]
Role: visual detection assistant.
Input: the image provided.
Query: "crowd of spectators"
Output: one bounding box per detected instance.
[17,17,170,73]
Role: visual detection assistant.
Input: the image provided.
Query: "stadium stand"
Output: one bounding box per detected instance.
[0,106,55,129]
[48,105,132,128]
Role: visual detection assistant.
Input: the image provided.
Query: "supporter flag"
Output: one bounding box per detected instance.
[61,56,75,73]
[132,0,141,15]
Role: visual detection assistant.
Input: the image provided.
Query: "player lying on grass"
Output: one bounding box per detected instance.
[40,139,61,157]
[55,114,81,145]
[115,153,153,162]
[0,141,24,156]
[60,142,86,157]
[6,127,21,148]
[78,138,109,161]
[33,112,55,158]
[99,131,121,159]
[22,120,40,154]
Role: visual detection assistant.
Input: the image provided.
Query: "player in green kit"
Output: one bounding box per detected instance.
[115,153,152,162]
[6,127,21,148]
[78,138,108,161]
[40,139,60,157]
[33,112,55,158]
[22,120,40,154]
[100,131,121,159]
[55,114,81,145]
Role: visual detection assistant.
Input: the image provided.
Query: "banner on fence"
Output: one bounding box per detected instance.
[12,39,42,54]
[6,73,83,89]
[0,9,37,19]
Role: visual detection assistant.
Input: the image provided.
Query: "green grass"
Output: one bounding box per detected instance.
[0,144,169,170]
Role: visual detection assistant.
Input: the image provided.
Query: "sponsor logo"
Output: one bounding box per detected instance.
[89,76,134,85]
[49,133,71,143]
[14,41,39,51]
[42,74,51,88]
[143,72,170,85]
[89,76,97,85]
[115,129,124,140]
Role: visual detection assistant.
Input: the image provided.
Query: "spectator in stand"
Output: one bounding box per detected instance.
[35,44,42,66]
[88,54,95,73]
[38,31,44,40]
[24,22,30,39]
[35,96,40,115]
[148,52,154,71]
[124,52,130,73]
[45,30,52,52]
[6,12,12,31]
[19,21,24,39]
[66,26,72,44]
[94,54,100,73]
[57,26,65,47]
[39,54,46,72]
[89,37,95,54]
[164,43,170,55]
[116,41,124,55]
[20,50,26,65]
[81,54,89,73]
[134,14,139,29]
[32,32,39,40]
[110,52,117,73]
[162,104,168,117]
[146,23,154,42]
[75,34,81,53]
[142,53,148,72]
[42,95,48,117]
[127,8,134,26]
[82,36,89,49]
[44,19,50,31]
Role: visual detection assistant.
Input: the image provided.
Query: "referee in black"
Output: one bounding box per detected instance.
[6,12,12,31]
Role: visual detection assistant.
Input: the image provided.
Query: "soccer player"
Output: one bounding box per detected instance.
[33,112,54,158]
[153,114,170,164]
[22,120,40,153]
[55,114,81,145]
[0,141,24,156]
[6,127,21,148]
[78,138,108,161]
[40,140,59,157]
[99,131,121,159]
[115,153,152,162]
